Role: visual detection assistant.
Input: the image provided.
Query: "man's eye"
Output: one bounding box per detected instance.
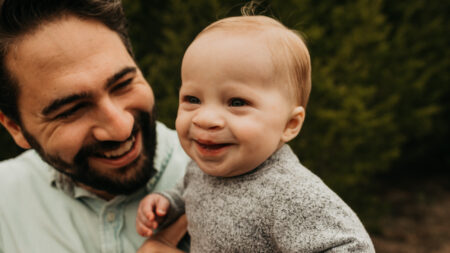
[229,98,248,107]
[111,78,133,92]
[184,96,200,104]
[55,103,86,119]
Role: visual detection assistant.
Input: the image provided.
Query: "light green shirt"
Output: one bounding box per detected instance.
[0,122,189,253]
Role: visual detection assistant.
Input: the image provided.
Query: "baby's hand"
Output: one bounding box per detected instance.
[136,193,170,237]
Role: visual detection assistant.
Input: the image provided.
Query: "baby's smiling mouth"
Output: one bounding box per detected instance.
[195,140,231,150]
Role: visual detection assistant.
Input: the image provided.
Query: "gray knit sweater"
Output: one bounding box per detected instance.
[161,145,375,252]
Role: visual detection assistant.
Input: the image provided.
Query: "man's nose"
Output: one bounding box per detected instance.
[92,100,134,142]
[192,106,225,130]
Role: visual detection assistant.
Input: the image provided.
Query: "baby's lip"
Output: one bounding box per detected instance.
[195,139,220,145]
[194,139,232,149]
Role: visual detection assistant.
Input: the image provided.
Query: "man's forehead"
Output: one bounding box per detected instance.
[9,17,121,69]
[4,15,137,115]
[6,15,133,89]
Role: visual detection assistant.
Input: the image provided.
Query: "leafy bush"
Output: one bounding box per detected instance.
[1,0,448,199]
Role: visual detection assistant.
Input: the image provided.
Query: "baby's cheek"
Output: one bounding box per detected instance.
[175,113,190,135]
[174,118,192,154]
[235,120,266,141]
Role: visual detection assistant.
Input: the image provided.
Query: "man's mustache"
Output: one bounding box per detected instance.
[79,123,139,155]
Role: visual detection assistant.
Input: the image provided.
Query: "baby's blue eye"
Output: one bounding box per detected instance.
[185,96,200,104]
[229,98,247,107]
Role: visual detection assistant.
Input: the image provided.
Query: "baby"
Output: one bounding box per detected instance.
[136,15,375,252]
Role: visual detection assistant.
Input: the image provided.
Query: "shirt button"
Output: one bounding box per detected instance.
[106,212,116,222]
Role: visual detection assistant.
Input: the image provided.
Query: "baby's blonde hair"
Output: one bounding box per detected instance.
[195,15,311,108]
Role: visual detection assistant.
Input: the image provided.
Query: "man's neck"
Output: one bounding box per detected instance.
[77,183,116,201]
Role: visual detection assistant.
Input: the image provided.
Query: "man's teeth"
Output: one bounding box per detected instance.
[102,136,135,158]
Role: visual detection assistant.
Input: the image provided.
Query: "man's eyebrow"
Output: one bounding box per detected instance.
[41,67,137,116]
[42,92,91,116]
[106,66,137,89]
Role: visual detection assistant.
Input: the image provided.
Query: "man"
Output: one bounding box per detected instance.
[0,0,188,252]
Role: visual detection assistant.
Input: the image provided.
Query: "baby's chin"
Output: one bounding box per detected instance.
[196,162,256,178]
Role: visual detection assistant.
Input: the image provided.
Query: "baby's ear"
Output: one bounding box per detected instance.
[281,106,305,143]
[0,112,31,149]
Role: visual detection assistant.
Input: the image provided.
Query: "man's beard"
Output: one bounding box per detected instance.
[22,110,157,195]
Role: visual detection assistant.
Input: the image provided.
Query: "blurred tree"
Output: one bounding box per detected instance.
[382,0,450,177]
[0,0,448,197]
[268,0,402,192]
[0,129,23,161]
[120,0,449,193]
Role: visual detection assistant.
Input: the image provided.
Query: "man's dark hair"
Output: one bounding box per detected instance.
[0,0,133,124]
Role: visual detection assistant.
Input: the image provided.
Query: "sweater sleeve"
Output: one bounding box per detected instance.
[156,160,197,227]
[270,177,375,252]
[158,178,186,226]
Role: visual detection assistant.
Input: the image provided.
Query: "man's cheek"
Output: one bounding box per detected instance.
[51,141,84,165]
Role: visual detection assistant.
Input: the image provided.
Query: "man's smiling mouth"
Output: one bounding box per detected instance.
[95,135,136,159]
[85,118,147,170]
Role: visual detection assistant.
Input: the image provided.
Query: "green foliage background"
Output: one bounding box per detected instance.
[0,0,448,232]
[120,0,449,189]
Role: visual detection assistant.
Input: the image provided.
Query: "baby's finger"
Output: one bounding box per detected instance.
[155,196,170,216]
[140,200,156,221]
[136,221,154,237]
[137,206,155,229]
